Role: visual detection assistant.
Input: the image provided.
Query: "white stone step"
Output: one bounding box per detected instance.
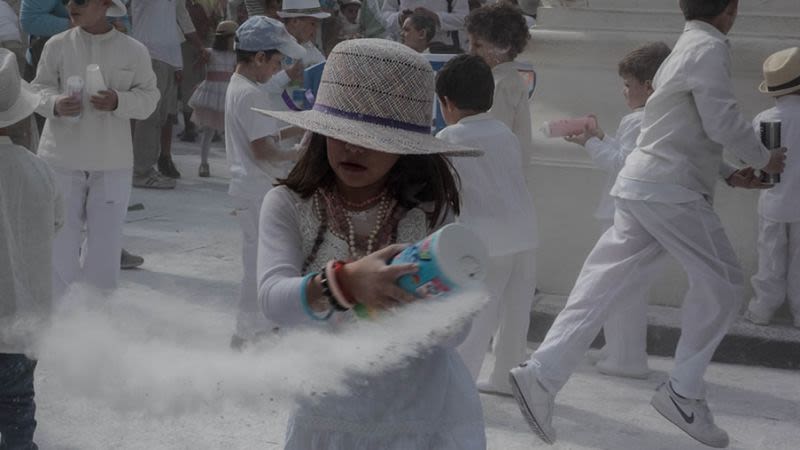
[582,0,799,14]
[537,7,800,38]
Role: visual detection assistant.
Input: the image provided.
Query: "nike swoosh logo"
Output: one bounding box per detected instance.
[670,396,695,424]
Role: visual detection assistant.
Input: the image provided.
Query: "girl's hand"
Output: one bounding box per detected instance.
[338,244,418,311]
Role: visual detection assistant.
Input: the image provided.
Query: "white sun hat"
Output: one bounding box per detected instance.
[107,0,127,18]
[0,49,41,128]
[759,47,800,97]
[278,0,332,19]
[235,16,307,60]
[255,39,480,157]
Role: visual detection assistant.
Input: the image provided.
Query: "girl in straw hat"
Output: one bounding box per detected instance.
[255,38,486,449]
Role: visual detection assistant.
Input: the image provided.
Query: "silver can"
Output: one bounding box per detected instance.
[760,121,781,184]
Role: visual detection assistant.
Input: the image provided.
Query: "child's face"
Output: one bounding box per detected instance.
[400,19,427,53]
[255,52,285,83]
[326,137,400,189]
[341,4,360,24]
[68,0,111,30]
[622,74,653,110]
[286,17,319,44]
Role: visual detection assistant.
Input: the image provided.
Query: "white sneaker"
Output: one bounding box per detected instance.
[477,380,512,397]
[585,347,608,365]
[743,310,770,326]
[651,382,729,448]
[509,363,557,444]
[595,360,651,379]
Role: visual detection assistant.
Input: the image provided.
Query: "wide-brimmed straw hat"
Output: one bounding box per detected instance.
[0,49,40,128]
[759,47,800,97]
[255,39,480,156]
[278,0,332,19]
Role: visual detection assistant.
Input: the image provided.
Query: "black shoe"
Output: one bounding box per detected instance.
[198,163,210,177]
[121,249,144,270]
[212,132,222,143]
[158,157,181,179]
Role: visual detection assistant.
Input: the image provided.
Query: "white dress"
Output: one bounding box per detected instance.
[259,187,486,450]
[188,49,235,131]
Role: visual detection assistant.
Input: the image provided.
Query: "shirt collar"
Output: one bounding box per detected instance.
[685,20,730,47]
[493,61,517,74]
[457,112,494,125]
[77,25,117,42]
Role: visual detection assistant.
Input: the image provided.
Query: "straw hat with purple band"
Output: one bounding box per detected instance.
[254,39,481,157]
[759,47,800,97]
[0,49,41,128]
[277,0,332,19]
[107,0,127,18]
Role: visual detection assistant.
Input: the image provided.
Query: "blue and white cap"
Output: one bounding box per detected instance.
[234,16,307,60]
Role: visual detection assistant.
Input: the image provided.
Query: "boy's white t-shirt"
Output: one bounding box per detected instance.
[755,95,800,223]
[225,73,283,201]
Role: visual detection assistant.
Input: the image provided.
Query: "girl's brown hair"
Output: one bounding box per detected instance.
[277,133,461,228]
[466,3,530,60]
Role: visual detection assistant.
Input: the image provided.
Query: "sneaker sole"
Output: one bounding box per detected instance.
[650,395,728,448]
[477,385,513,397]
[509,372,555,445]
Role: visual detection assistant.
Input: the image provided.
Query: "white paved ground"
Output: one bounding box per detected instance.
[33,139,800,449]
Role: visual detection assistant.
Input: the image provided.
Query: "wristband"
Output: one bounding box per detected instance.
[300,272,333,321]
[320,264,348,312]
[325,260,356,309]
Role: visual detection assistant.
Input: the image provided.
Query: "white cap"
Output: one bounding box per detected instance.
[234,16,307,60]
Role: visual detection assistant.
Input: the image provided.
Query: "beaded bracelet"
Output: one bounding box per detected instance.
[300,272,334,321]
[325,260,356,310]
[320,265,349,312]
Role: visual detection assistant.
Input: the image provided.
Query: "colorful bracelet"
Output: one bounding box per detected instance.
[300,272,333,321]
[320,264,348,312]
[325,260,356,310]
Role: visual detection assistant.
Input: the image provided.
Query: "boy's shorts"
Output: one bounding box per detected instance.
[151,58,179,123]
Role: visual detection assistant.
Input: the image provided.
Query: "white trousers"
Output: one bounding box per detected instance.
[457,250,537,386]
[595,219,666,371]
[530,198,744,400]
[748,216,800,323]
[51,168,132,300]
[233,196,276,340]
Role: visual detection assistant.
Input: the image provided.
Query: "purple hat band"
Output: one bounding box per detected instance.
[312,103,430,134]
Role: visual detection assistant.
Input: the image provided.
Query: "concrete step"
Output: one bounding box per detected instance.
[528,294,800,370]
[582,0,799,14]
[536,7,800,38]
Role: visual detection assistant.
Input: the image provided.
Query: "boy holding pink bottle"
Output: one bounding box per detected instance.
[561,42,671,379]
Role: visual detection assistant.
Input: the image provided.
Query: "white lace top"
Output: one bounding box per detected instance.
[257,186,486,450]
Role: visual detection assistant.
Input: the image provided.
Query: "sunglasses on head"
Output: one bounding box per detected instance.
[70,0,91,6]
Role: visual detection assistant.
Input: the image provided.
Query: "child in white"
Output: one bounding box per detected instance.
[188,20,237,178]
[745,47,800,328]
[564,42,671,379]
[31,0,159,299]
[435,55,538,395]
[336,0,362,41]
[509,2,786,447]
[225,16,306,347]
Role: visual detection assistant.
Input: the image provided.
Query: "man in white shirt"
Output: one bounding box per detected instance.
[0,48,62,450]
[509,1,786,448]
[381,0,468,53]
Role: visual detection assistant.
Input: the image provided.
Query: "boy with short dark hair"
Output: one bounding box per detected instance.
[436,54,539,396]
[509,1,786,447]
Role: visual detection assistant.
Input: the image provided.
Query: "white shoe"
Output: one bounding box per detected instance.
[743,310,770,326]
[595,360,650,379]
[509,363,557,444]
[585,347,607,365]
[651,382,729,448]
[477,380,512,397]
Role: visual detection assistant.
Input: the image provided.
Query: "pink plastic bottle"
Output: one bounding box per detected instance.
[540,116,598,138]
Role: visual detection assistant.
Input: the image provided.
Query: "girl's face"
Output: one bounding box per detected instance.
[326,137,400,190]
[255,52,284,83]
[622,75,652,110]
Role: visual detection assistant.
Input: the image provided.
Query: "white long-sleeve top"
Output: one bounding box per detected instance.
[490,61,533,167]
[755,95,800,223]
[0,138,63,355]
[438,113,538,257]
[584,109,643,220]
[381,0,468,48]
[612,20,770,203]
[32,27,160,171]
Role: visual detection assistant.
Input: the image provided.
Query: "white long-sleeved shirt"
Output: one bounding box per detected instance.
[490,61,533,167]
[381,0,468,48]
[612,21,770,203]
[755,95,800,223]
[32,27,160,171]
[0,138,63,355]
[131,0,184,68]
[584,109,643,220]
[438,113,538,256]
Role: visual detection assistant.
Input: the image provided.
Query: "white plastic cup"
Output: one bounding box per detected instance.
[85,64,107,97]
[64,75,84,123]
[540,115,598,138]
